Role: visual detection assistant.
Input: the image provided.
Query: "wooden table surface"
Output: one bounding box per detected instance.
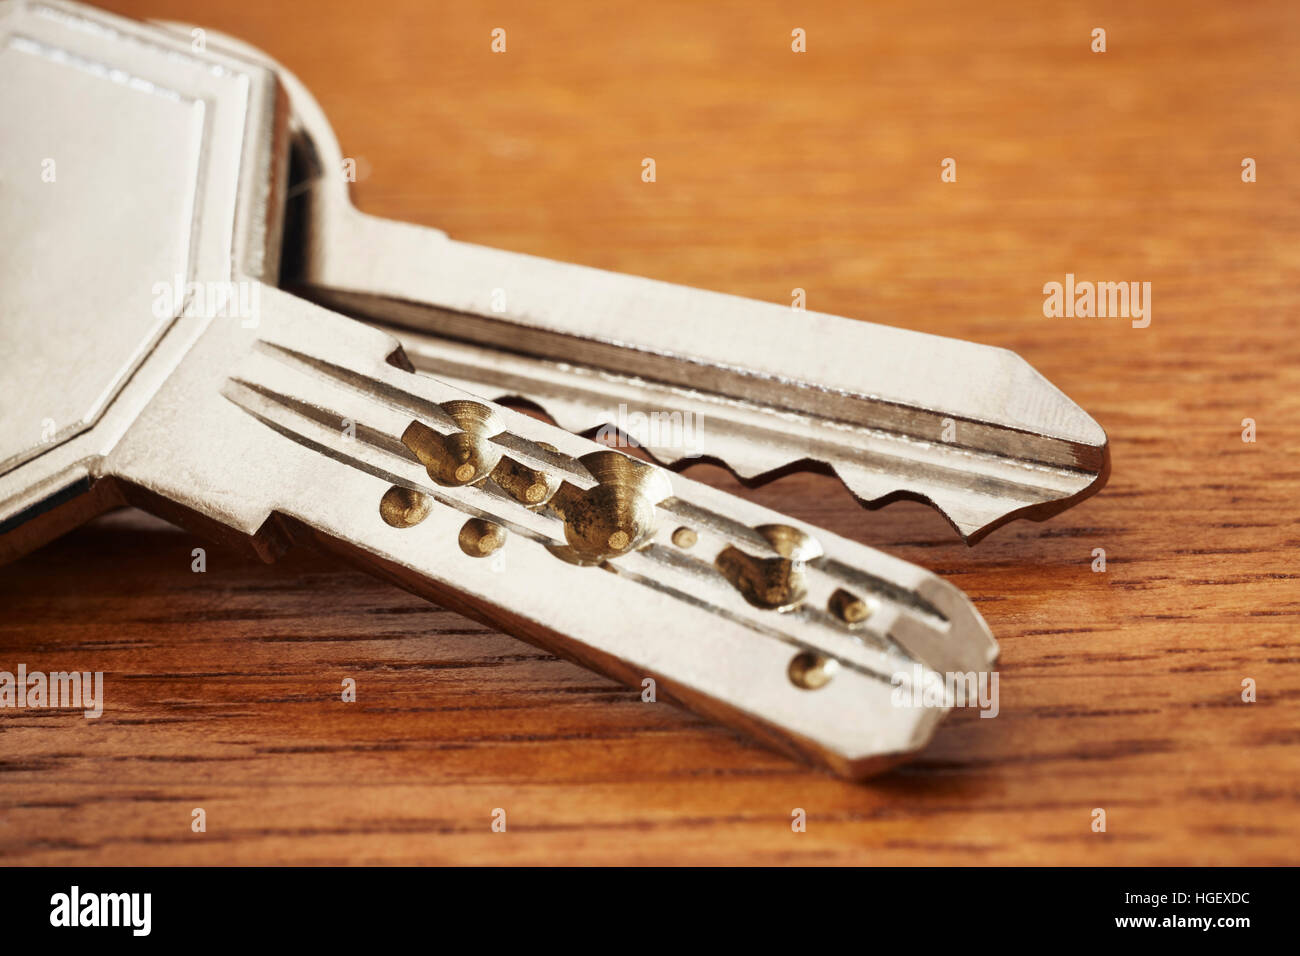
[2,0,1297,865]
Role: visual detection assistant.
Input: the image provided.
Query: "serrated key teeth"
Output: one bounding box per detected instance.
[928,492,1045,544]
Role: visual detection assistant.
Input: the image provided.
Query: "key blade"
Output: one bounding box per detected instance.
[300,230,1110,543]
[106,289,998,778]
[267,64,1105,542]
[332,268,1109,543]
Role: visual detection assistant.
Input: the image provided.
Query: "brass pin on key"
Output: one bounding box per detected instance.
[0,0,998,778]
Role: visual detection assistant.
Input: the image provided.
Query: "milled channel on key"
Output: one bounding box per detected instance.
[220,336,975,677]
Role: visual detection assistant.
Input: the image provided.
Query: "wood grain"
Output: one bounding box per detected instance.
[2,0,1297,865]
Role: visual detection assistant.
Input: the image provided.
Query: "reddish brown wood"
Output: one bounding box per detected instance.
[1,0,1296,864]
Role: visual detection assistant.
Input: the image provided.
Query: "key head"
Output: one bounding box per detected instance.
[0,0,287,559]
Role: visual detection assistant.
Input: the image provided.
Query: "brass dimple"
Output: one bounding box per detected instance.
[788,651,837,690]
[379,485,434,528]
[671,526,698,549]
[829,587,873,624]
[716,546,807,609]
[402,400,504,487]
[459,517,507,557]
[715,524,820,611]
[491,455,561,508]
[548,450,670,564]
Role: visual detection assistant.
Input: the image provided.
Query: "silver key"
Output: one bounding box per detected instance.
[209,34,1110,544]
[0,0,996,778]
